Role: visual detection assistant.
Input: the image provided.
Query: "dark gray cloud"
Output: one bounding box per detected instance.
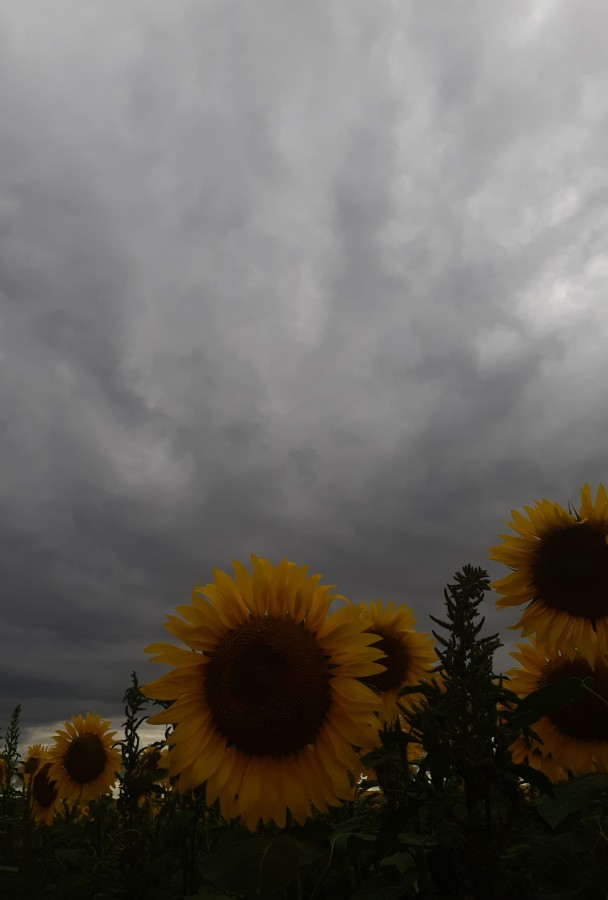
[1,0,608,744]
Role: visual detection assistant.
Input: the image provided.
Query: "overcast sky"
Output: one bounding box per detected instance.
[2,0,608,748]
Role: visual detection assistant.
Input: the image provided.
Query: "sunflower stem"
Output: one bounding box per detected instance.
[1,705,21,806]
[400,565,513,898]
[394,716,409,781]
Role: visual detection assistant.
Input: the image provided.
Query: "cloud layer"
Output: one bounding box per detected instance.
[1,0,608,736]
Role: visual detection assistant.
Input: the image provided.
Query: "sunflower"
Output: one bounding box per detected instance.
[490,483,608,662]
[140,743,170,782]
[357,600,437,727]
[143,556,385,830]
[22,743,50,776]
[48,713,122,807]
[507,639,608,774]
[29,761,63,825]
[134,744,171,804]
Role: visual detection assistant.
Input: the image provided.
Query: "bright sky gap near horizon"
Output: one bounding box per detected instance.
[2,0,608,750]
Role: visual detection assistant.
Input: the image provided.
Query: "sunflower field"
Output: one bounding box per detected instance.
[2,483,608,899]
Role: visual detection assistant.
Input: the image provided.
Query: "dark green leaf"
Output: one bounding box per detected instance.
[509,678,592,730]
[396,832,437,848]
[184,890,239,899]
[349,873,417,899]
[535,772,608,828]
[379,850,416,875]
[199,831,323,898]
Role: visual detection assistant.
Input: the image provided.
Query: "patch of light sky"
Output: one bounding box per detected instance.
[515,0,561,43]
[477,244,608,383]
[517,248,608,336]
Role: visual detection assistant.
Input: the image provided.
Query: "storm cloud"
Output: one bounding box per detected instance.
[1,0,608,745]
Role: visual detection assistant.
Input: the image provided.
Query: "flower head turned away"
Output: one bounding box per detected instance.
[142,555,386,830]
[15,745,55,824]
[29,760,62,825]
[48,713,122,807]
[490,483,608,662]
[507,639,608,775]
[357,600,437,729]
[135,744,171,798]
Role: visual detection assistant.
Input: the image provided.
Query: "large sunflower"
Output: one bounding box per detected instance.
[143,556,385,830]
[358,600,437,727]
[507,639,608,774]
[490,483,608,662]
[48,713,122,807]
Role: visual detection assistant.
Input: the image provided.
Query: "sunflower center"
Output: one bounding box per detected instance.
[33,763,58,809]
[204,618,331,758]
[543,659,608,742]
[362,629,407,693]
[533,522,608,619]
[64,733,107,784]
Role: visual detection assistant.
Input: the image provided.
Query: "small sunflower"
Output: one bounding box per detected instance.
[134,744,171,803]
[490,483,608,662]
[140,744,170,781]
[29,762,62,825]
[48,713,122,807]
[358,600,437,726]
[143,556,385,830]
[507,640,608,774]
[22,743,50,776]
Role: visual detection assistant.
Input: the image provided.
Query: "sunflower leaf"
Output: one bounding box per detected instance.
[349,872,420,899]
[508,677,591,731]
[258,834,323,896]
[534,772,608,829]
[199,831,323,899]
